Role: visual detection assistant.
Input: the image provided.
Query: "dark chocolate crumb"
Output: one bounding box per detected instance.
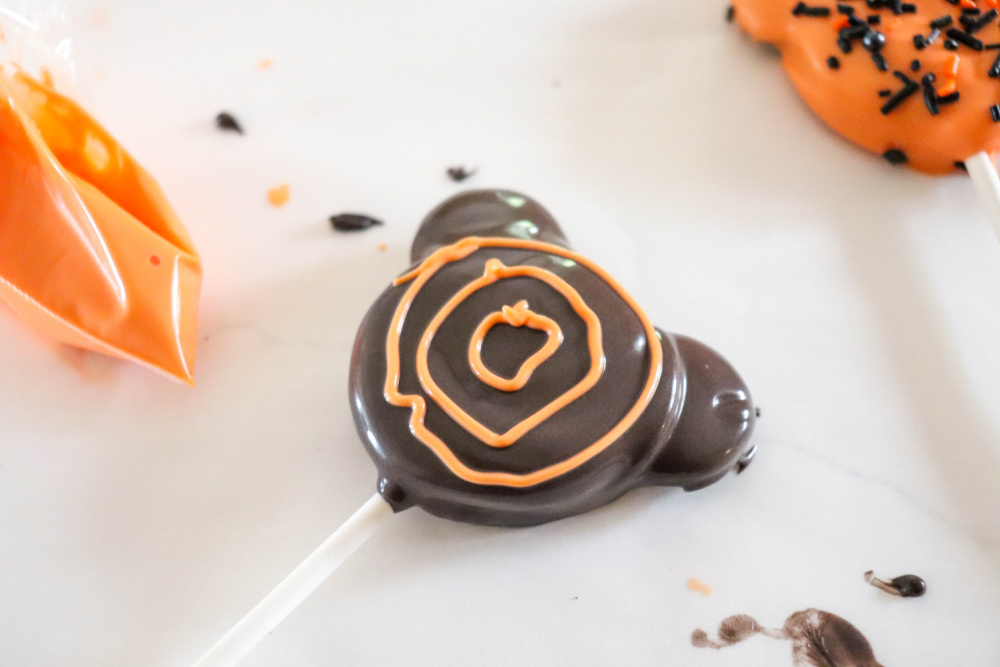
[726,5,735,21]
[214,111,244,134]
[755,407,762,418]
[446,166,478,182]
[828,55,841,69]
[955,160,967,171]
[990,104,1000,122]
[910,59,921,71]
[329,213,384,232]
[883,148,908,164]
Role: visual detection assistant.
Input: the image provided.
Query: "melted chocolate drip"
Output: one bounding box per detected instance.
[349,190,756,526]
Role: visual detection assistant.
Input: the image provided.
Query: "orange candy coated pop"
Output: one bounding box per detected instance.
[732,0,1000,174]
[0,66,201,383]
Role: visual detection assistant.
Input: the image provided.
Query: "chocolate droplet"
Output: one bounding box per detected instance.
[214,111,244,134]
[329,213,384,232]
[889,574,927,597]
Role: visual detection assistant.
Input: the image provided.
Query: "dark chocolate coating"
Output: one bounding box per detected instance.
[349,190,756,526]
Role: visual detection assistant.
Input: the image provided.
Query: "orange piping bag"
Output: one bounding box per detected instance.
[0,66,201,384]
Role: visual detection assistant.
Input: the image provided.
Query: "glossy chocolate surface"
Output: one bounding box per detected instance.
[349,190,756,526]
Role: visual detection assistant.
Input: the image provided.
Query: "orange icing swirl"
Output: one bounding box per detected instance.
[382,237,663,488]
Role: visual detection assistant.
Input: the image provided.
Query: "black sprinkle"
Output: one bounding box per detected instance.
[881,81,919,114]
[883,148,908,164]
[938,91,961,104]
[871,51,889,71]
[837,3,855,14]
[985,43,1000,50]
[890,575,928,597]
[973,9,999,33]
[867,14,881,24]
[793,2,831,16]
[961,6,981,15]
[927,27,941,45]
[755,407,762,418]
[893,70,914,84]
[214,112,244,134]
[446,166,478,182]
[946,28,984,50]
[329,213,384,232]
[922,76,940,115]
[989,51,1000,76]
[828,55,841,69]
[991,104,1000,122]
[726,5,735,22]
[945,0,959,4]
[944,38,959,50]
[878,88,893,97]
[838,36,854,54]
[930,15,953,29]
[910,59,921,71]
[841,24,869,40]
[900,2,916,13]
[955,160,967,171]
[863,30,886,51]
[913,34,928,50]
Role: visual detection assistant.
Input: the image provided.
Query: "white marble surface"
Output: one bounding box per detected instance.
[2,0,1000,665]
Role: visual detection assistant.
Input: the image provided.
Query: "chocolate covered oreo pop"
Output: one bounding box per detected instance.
[193,190,757,667]
[351,189,757,526]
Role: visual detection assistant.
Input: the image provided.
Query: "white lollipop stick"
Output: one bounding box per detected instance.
[192,493,394,667]
[964,151,1000,245]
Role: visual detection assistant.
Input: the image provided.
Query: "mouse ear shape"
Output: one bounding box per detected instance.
[410,189,572,263]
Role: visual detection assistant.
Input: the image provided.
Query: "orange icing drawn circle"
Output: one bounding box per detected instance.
[383,237,663,488]
[467,299,564,393]
[418,258,603,448]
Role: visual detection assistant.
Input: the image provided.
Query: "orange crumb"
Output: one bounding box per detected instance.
[377,243,388,252]
[883,16,901,32]
[936,78,957,97]
[258,58,273,70]
[832,15,850,31]
[267,184,290,207]
[686,578,713,596]
[944,54,960,78]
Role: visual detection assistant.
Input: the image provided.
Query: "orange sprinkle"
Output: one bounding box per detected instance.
[377,243,388,251]
[944,54,960,78]
[936,78,957,97]
[985,0,998,8]
[257,58,273,70]
[267,184,290,207]
[686,578,713,597]
[960,0,976,8]
[832,15,851,31]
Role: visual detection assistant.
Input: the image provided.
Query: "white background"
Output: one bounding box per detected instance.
[1,0,999,665]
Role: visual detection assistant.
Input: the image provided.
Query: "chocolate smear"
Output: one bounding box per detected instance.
[865,570,927,597]
[446,166,478,182]
[693,609,884,667]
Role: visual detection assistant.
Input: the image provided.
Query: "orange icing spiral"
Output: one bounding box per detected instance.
[382,237,663,488]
